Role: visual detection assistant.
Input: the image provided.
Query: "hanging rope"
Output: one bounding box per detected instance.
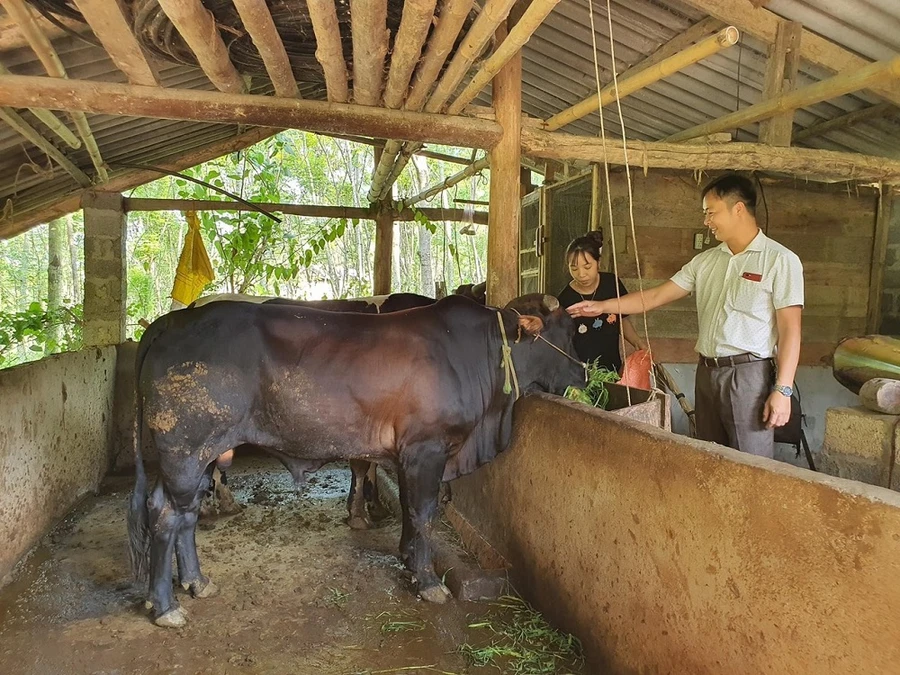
[585,0,662,405]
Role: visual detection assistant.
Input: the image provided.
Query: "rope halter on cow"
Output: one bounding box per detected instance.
[497,311,521,398]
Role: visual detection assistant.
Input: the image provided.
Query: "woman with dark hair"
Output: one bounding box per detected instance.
[557,230,645,372]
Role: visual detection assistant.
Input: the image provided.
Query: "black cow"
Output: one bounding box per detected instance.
[128,293,584,627]
[188,291,450,528]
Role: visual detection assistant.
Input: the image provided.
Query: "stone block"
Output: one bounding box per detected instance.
[821,406,897,487]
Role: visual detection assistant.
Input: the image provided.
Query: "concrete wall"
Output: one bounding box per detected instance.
[451,394,900,674]
[660,363,859,466]
[0,347,117,585]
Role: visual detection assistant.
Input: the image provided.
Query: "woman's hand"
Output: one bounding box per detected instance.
[567,301,606,318]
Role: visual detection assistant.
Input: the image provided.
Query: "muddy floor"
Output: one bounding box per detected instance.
[0,456,586,675]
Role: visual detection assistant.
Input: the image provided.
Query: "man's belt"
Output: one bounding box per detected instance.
[699,353,771,368]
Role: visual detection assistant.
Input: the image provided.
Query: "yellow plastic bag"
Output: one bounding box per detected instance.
[170,211,214,306]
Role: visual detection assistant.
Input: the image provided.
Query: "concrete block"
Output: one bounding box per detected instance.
[821,406,897,487]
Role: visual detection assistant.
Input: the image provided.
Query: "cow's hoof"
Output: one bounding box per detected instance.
[154,606,188,628]
[367,500,392,521]
[418,583,452,604]
[190,578,219,599]
[346,514,374,530]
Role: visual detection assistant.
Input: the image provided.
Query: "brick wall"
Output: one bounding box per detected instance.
[880,190,900,335]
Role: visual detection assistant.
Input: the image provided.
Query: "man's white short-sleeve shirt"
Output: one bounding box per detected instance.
[670,230,804,359]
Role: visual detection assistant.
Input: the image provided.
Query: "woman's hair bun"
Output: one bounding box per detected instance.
[586,229,604,247]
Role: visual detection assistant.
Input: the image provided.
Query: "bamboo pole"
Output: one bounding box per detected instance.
[0,107,91,186]
[368,0,473,202]
[758,21,802,147]
[0,0,107,180]
[0,63,79,148]
[156,0,245,94]
[425,0,519,114]
[545,26,740,131]
[521,127,900,184]
[71,0,160,87]
[447,0,562,115]
[383,0,437,109]
[667,53,900,143]
[794,102,894,142]
[232,0,298,97]
[0,74,503,150]
[307,0,349,103]
[403,156,490,208]
[350,0,388,106]
[673,0,900,109]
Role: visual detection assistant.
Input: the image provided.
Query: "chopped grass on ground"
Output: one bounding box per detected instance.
[457,595,584,674]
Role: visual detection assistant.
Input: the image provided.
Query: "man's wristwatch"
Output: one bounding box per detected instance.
[773,384,793,398]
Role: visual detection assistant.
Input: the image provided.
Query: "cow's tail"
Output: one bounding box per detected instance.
[127,321,162,584]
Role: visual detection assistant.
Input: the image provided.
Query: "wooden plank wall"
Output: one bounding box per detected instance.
[600,171,878,365]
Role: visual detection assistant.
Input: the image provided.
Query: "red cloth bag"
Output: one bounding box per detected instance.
[618,349,652,391]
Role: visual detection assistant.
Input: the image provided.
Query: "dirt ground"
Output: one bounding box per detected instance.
[0,456,585,675]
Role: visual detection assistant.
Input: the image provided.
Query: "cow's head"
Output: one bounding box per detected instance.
[504,294,586,395]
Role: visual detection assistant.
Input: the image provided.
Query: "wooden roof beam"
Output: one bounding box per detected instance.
[234,0,300,98]
[122,197,488,224]
[368,0,473,201]
[71,0,160,87]
[793,102,895,143]
[383,0,436,110]
[0,74,502,150]
[377,0,519,201]
[1,127,278,239]
[544,26,739,131]
[156,0,245,94]
[0,107,90,186]
[447,0,562,115]
[667,54,900,142]
[350,0,388,106]
[306,0,349,103]
[0,0,106,180]
[424,0,519,114]
[522,127,900,184]
[232,0,298,97]
[673,0,900,108]
[0,62,80,148]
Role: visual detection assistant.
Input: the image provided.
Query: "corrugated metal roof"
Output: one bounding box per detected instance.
[0,0,898,236]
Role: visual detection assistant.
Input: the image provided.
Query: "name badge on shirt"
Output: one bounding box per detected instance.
[742,272,763,282]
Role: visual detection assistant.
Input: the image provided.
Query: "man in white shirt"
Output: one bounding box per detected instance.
[567,174,803,458]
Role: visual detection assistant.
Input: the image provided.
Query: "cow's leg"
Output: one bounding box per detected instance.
[347,459,373,530]
[397,444,450,604]
[364,463,391,521]
[146,481,183,627]
[175,464,218,599]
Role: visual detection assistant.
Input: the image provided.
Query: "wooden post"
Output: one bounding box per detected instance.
[487,23,521,306]
[867,186,893,333]
[374,202,394,295]
[758,21,802,146]
[520,166,534,196]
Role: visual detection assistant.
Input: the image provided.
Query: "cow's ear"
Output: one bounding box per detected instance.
[517,314,544,336]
